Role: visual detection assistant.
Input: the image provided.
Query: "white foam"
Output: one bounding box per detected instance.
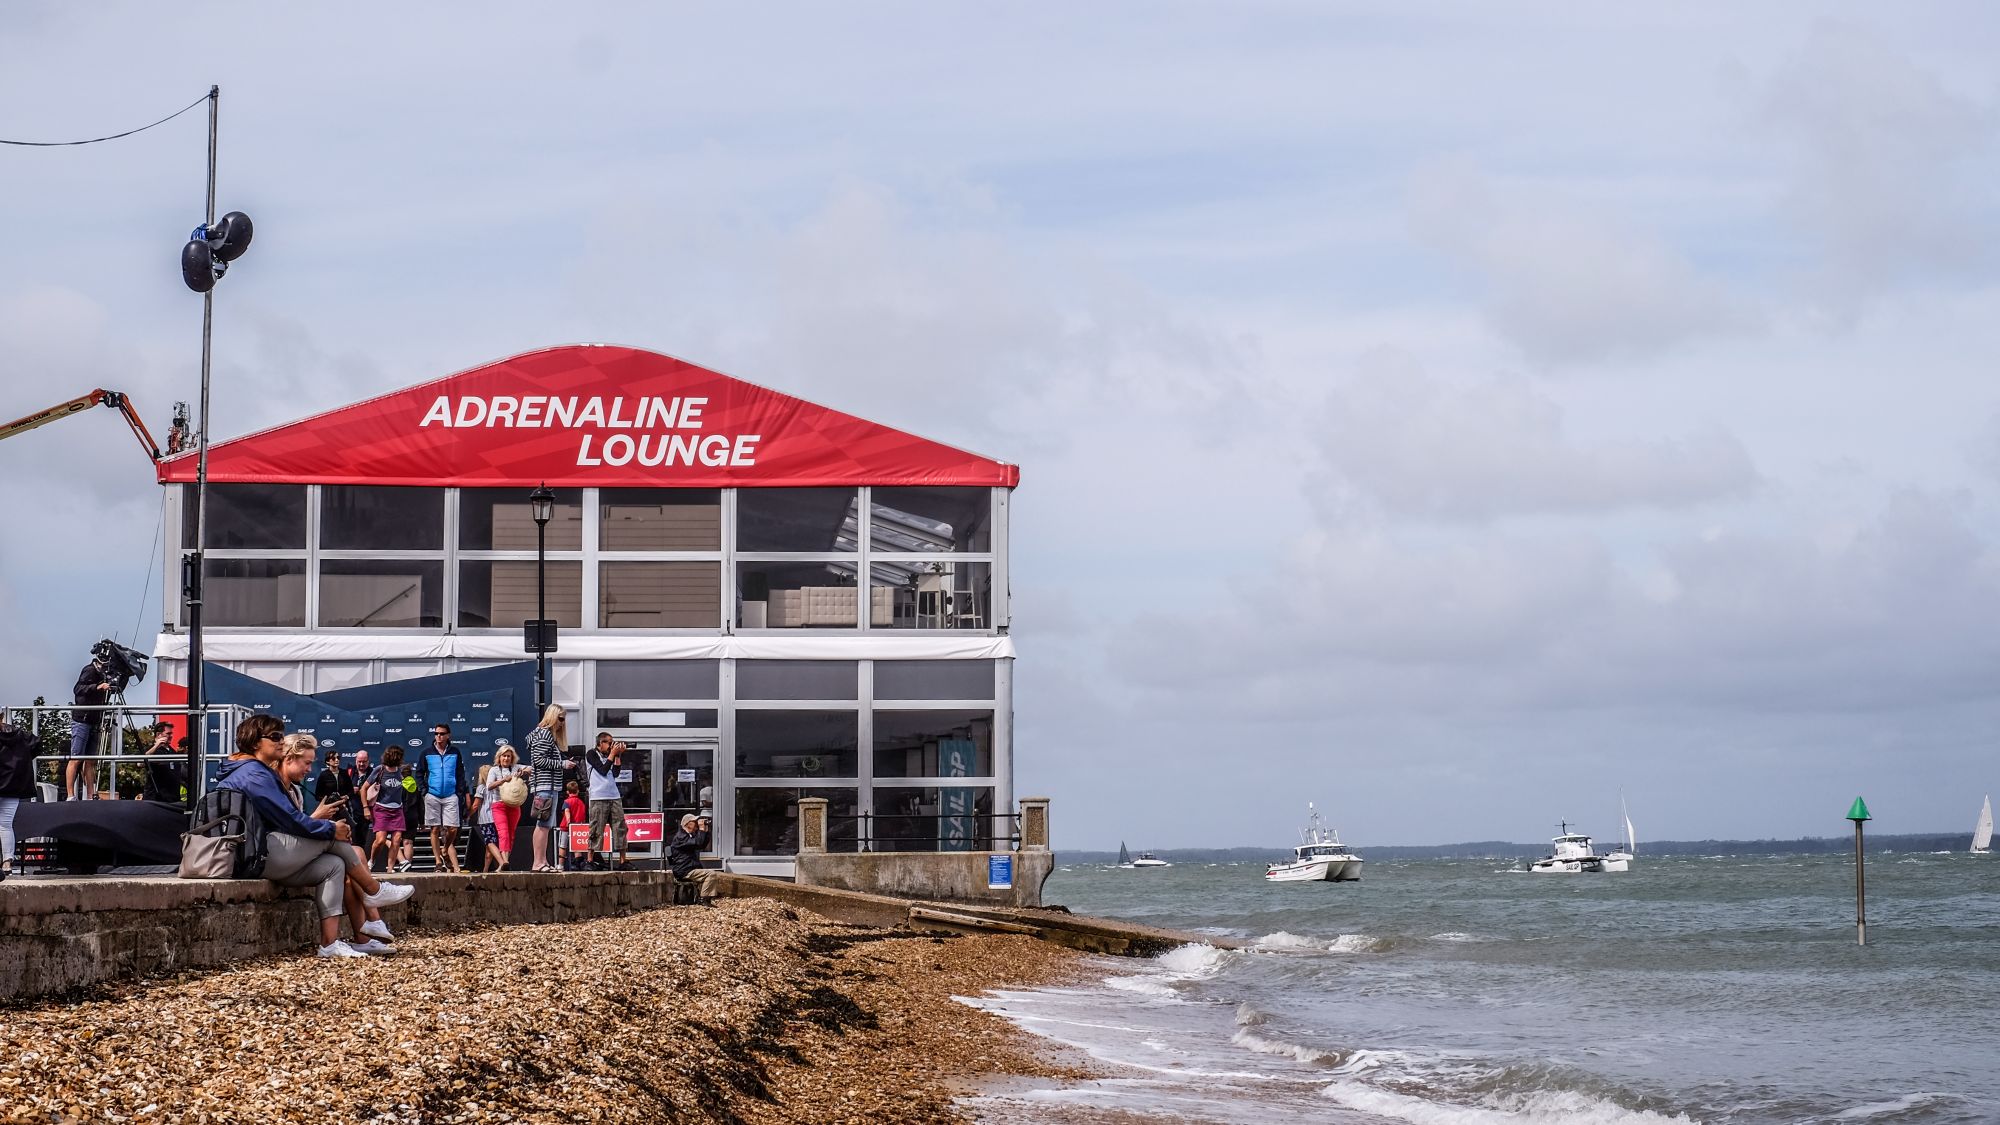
[1160,936,1232,972]
[1323,1083,1700,1125]
[1251,931,1391,954]
[1104,974,1185,1000]
[1431,932,1486,943]
[1831,1092,1959,1120]
[1231,1027,1343,1066]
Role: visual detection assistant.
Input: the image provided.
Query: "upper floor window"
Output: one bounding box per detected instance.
[601,488,720,551]
[738,488,857,553]
[460,487,582,551]
[869,487,991,553]
[321,486,443,551]
[181,483,307,550]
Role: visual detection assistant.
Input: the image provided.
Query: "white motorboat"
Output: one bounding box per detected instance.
[1116,842,1171,868]
[1972,796,1993,855]
[1265,803,1362,882]
[1529,822,1611,873]
[1601,796,1637,872]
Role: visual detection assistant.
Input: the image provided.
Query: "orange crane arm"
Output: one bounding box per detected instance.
[0,388,164,461]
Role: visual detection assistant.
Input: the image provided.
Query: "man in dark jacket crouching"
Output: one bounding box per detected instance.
[667,812,711,904]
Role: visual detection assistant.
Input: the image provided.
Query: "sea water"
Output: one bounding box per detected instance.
[963,853,2000,1124]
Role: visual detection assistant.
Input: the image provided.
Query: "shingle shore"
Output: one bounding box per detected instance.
[0,897,1094,1124]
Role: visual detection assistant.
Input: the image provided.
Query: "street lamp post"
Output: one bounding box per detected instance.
[529,484,554,713]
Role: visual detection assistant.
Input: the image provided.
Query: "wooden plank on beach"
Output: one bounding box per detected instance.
[908,905,1045,936]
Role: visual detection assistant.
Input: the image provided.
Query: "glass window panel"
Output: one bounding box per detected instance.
[734,787,860,855]
[734,710,858,779]
[596,661,721,700]
[601,488,720,551]
[318,559,444,628]
[320,486,444,551]
[182,484,308,550]
[737,660,858,701]
[871,786,998,852]
[594,708,720,729]
[739,562,870,630]
[873,660,996,700]
[868,562,990,630]
[457,561,581,629]
[736,488,858,552]
[869,487,991,553]
[872,710,993,778]
[599,561,720,628]
[459,487,582,551]
[203,558,307,627]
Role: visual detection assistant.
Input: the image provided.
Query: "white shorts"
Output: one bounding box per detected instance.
[423,793,462,827]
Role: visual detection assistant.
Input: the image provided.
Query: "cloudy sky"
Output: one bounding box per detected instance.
[3,5,1997,847]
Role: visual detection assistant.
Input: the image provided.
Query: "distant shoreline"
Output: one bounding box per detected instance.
[1068,832,1977,863]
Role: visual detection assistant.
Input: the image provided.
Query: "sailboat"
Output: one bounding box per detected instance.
[1973,796,1993,855]
[1116,842,1133,868]
[1602,795,1637,872]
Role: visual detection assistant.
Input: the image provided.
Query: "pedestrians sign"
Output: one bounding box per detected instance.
[627,812,666,843]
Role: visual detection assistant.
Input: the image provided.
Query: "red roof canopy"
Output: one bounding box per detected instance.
[157,345,1018,488]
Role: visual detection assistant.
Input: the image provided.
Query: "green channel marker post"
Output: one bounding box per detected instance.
[1847,797,1872,946]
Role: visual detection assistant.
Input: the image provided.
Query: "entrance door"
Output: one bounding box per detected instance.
[600,729,717,858]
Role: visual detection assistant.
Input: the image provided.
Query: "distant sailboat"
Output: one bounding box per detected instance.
[1602,794,1637,872]
[1973,796,1993,855]
[1117,842,1134,868]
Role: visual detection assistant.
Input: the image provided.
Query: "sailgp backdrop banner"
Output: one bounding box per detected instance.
[156,345,1018,488]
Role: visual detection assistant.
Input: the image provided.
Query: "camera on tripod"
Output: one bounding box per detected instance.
[90,639,150,696]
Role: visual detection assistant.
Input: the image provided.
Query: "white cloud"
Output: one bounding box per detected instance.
[1306,353,1757,521]
[1409,162,1760,366]
[1756,20,1999,315]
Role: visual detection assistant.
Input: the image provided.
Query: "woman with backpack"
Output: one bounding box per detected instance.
[527,705,567,872]
[364,745,413,874]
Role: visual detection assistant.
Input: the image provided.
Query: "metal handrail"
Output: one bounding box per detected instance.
[6,702,251,805]
[832,811,1022,853]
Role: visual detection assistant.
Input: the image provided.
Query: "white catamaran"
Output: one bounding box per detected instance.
[1973,796,1993,855]
[1265,803,1363,882]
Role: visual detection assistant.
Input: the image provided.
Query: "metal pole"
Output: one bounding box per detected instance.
[1855,819,1866,947]
[536,517,548,713]
[184,84,219,812]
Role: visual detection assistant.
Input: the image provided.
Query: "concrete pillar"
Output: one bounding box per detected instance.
[796,797,829,854]
[1018,796,1050,851]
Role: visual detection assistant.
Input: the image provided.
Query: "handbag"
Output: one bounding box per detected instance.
[178,815,242,879]
[530,792,554,821]
[499,777,529,807]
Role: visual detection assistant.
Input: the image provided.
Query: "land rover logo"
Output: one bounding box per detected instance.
[801,755,822,774]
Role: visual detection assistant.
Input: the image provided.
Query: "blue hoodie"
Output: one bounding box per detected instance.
[215,758,337,841]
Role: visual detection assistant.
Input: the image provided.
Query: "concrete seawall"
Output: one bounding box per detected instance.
[0,870,679,1001]
[2,870,1232,1002]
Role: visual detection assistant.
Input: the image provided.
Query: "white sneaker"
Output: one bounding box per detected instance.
[316,940,367,959]
[349,938,398,956]
[362,882,415,908]
[360,919,395,942]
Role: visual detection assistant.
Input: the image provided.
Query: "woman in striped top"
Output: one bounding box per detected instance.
[527,704,568,872]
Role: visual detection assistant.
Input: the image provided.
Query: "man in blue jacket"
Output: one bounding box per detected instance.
[418,723,471,873]
[219,715,413,957]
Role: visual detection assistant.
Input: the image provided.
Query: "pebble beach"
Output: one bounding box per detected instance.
[0,898,1096,1124]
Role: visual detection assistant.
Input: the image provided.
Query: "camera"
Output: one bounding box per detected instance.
[90,639,150,696]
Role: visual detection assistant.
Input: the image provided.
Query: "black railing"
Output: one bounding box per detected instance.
[827,811,1022,853]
